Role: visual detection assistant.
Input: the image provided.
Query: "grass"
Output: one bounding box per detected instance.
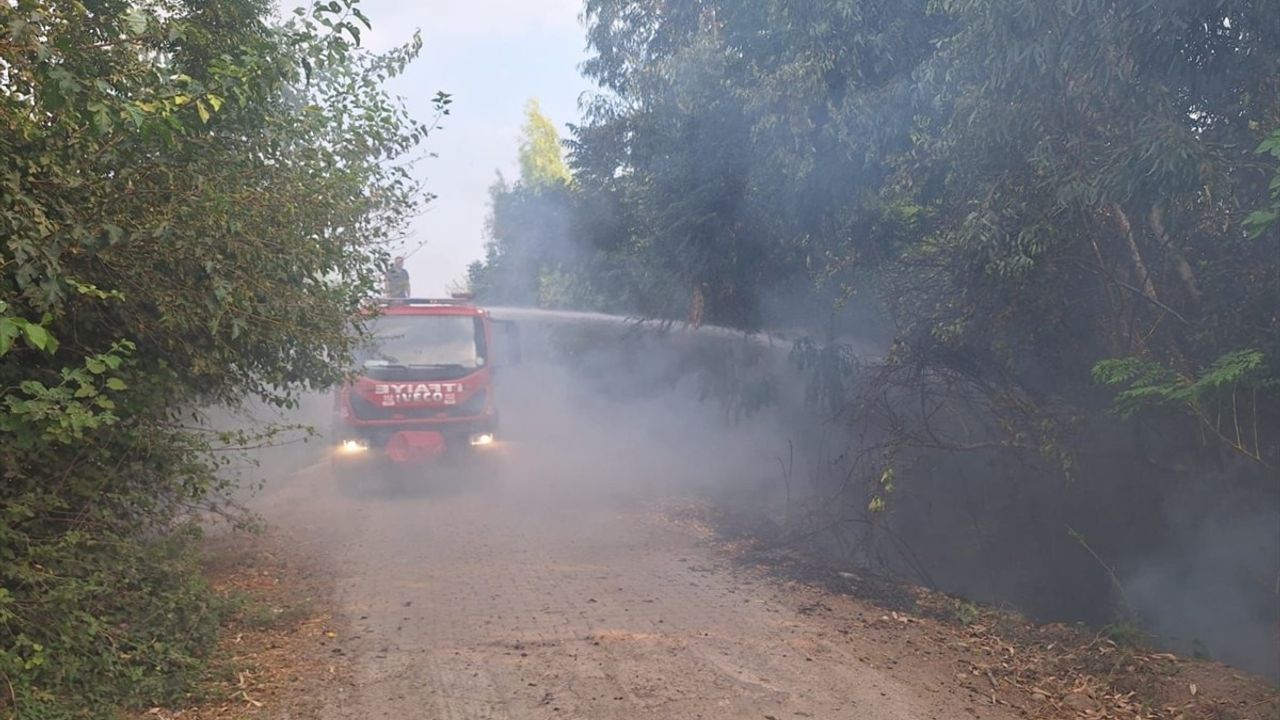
[1102,620,1147,649]
[951,598,981,626]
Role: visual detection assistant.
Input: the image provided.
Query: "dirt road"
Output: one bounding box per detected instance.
[252,447,1017,720]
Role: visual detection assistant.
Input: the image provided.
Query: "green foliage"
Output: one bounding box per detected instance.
[518,99,573,188]
[538,265,602,310]
[1245,128,1280,238]
[468,175,574,306]
[0,0,433,714]
[1091,357,1189,418]
[468,103,627,311]
[790,337,859,417]
[1103,621,1148,650]
[1093,350,1270,419]
[1093,350,1276,464]
[574,0,943,328]
[0,526,227,716]
[951,599,981,627]
[568,0,1280,468]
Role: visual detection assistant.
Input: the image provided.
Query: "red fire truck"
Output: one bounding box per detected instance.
[330,296,517,468]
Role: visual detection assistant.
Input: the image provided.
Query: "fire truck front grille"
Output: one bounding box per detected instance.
[350,391,487,421]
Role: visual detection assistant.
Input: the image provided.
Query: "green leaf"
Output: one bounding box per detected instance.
[1243,210,1278,238]
[22,323,49,351]
[1257,131,1280,158]
[196,100,211,124]
[123,104,146,129]
[125,7,147,35]
[92,107,114,134]
[103,222,125,244]
[0,320,18,356]
[105,377,128,391]
[1192,349,1265,392]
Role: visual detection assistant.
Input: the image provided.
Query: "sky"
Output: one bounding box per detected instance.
[344,0,594,295]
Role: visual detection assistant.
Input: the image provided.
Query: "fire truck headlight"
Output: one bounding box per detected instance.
[468,433,495,447]
[338,439,370,454]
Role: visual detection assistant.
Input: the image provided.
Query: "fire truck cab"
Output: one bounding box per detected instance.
[330,296,516,467]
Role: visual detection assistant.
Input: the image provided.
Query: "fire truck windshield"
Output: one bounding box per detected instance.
[360,315,485,369]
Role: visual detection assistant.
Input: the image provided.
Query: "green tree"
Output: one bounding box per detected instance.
[574,0,1279,459]
[518,99,573,188]
[0,0,440,714]
[569,0,1280,666]
[469,100,619,309]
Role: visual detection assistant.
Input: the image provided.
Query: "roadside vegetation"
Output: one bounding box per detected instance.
[0,1,438,715]
[468,1,1279,676]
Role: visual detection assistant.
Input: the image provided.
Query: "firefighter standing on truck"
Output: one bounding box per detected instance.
[386,256,410,298]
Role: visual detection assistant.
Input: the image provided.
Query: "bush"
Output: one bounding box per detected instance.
[0,0,438,714]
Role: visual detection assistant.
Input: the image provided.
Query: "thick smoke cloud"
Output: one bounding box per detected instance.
[227,310,1279,680]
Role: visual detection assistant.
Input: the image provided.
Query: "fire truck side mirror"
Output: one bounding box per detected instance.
[491,319,521,367]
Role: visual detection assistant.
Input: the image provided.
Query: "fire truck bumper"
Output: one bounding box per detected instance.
[385,430,447,463]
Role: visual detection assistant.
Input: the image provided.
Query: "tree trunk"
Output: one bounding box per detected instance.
[689,284,705,327]
[1112,204,1159,305]
[1149,205,1202,305]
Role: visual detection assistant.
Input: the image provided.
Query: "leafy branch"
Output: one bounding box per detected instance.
[1093,350,1276,467]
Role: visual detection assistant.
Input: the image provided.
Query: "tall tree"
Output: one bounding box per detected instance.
[574,0,1279,460]
[470,99,613,308]
[569,0,1280,669]
[518,99,573,188]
